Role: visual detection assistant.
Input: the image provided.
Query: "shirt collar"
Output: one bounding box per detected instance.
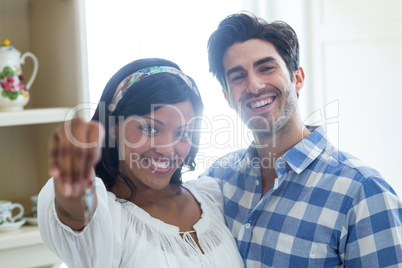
[234,126,328,174]
[282,125,328,174]
[233,142,258,168]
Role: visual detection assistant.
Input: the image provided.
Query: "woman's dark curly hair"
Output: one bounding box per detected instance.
[91,58,203,200]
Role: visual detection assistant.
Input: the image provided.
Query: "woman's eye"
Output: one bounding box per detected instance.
[142,125,158,134]
[177,130,191,140]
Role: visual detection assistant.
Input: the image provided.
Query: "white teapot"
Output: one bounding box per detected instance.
[0,39,38,111]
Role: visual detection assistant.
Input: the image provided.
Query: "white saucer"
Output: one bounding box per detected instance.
[24,217,38,226]
[0,218,26,232]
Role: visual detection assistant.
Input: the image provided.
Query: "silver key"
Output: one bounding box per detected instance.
[82,188,94,226]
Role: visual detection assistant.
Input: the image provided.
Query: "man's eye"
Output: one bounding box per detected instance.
[261,66,274,72]
[232,75,245,81]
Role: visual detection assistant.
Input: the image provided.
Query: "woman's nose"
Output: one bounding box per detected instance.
[153,136,177,157]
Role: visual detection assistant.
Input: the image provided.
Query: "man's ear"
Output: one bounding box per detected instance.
[222,89,233,108]
[294,67,305,93]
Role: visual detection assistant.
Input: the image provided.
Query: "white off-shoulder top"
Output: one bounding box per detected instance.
[38,176,244,268]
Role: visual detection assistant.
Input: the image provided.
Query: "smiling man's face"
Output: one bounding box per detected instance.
[222,38,303,134]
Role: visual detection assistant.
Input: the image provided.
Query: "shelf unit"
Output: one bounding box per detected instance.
[0,0,89,266]
[0,107,71,127]
[0,225,62,267]
[0,0,89,208]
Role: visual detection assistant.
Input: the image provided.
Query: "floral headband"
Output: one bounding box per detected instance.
[109,66,200,113]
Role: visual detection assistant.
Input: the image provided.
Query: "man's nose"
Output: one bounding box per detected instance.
[247,72,264,95]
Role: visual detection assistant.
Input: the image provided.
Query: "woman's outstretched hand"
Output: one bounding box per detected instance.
[49,117,105,230]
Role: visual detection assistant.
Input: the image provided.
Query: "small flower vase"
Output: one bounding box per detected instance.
[0,39,39,111]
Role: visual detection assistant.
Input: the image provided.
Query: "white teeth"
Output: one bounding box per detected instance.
[151,159,170,169]
[251,98,273,109]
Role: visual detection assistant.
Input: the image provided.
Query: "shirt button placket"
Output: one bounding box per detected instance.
[239,221,253,242]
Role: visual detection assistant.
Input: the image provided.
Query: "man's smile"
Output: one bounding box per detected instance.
[247,96,275,109]
[244,96,276,113]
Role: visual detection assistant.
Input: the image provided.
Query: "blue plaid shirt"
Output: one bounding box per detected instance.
[200,126,402,267]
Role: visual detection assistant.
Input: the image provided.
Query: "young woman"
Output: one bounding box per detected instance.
[38,58,244,267]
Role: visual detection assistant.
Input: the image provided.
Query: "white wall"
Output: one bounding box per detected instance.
[309,0,402,198]
[85,1,402,197]
[84,0,245,181]
[249,0,402,197]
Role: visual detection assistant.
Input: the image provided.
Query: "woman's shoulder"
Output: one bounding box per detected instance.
[183,176,224,213]
[184,176,220,191]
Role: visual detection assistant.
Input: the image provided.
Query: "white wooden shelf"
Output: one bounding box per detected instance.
[0,0,87,265]
[0,225,42,251]
[0,225,61,267]
[0,107,71,127]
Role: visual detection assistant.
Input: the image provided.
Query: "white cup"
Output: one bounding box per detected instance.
[0,200,24,225]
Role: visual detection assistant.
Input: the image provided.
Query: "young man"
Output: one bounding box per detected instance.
[201,13,402,267]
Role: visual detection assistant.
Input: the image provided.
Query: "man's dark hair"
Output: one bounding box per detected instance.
[208,13,300,92]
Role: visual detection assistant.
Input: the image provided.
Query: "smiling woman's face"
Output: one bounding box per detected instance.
[115,100,195,191]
